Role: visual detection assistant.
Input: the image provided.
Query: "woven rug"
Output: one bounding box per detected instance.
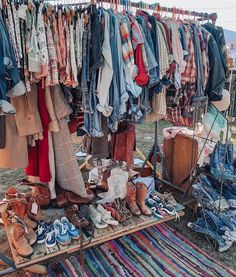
[48,224,235,277]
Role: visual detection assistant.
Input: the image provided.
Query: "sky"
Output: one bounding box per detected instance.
[133,0,236,31]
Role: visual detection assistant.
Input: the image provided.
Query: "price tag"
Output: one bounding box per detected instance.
[31,202,38,215]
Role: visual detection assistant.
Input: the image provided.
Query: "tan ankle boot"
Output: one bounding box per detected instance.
[126,182,141,216]
[8,218,34,257]
[6,187,38,230]
[136,182,152,216]
[10,199,38,229]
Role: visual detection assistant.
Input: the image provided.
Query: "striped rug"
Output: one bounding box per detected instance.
[48,224,235,277]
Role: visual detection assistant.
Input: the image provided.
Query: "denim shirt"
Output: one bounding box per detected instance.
[0,15,21,100]
[202,29,225,101]
[204,23,228,75]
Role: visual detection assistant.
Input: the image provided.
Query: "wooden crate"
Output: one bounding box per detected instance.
[1,205,185,270]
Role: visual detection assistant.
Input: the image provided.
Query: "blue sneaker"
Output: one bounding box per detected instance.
[45,224,56,248]
[61,217,80,240]
[36,221,47,244]
[54,219,71,245]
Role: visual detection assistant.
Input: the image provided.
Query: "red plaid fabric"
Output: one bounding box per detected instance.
[181,26,197,84]
[166,106,193,127]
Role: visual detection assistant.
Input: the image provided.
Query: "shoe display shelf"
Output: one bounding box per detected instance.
[0,204,184,274]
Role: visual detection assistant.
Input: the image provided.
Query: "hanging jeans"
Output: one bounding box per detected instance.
[108,11,120,131]
[81,28,92,114]
[82,22,103,137]
[192,25,208,105]
[210,142,235,181]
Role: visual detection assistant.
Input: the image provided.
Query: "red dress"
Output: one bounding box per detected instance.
[25,82,51,182]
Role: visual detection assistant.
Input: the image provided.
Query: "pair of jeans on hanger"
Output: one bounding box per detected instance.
[82,10,104,137]
[210,142,235,181]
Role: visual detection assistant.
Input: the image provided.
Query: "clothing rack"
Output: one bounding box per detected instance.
[46,0,217,22]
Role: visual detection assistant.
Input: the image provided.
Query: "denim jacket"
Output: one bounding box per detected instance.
[204,23,228,76]
[0,16,21,100]
[202,29,225,101]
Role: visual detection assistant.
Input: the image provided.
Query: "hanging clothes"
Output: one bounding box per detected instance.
[25,81,51,182]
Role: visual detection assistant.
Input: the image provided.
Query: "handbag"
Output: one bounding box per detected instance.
[21,179,51,208]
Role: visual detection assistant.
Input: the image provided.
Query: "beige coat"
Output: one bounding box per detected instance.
[0,115,28,168]
[51,85,87,198]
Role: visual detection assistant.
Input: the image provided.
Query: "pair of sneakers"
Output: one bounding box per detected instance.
[54,217,80,246]
[36,217,80,247]
[36,220,56,248]
[80,204,118,229]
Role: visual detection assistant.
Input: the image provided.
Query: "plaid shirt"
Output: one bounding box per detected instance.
[181,26,197,84]
[166,106,193,127]
[157,22,169,78]
[120,16,134,67]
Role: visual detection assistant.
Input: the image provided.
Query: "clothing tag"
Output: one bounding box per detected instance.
[18,4,28,20]
[31,202,38,215]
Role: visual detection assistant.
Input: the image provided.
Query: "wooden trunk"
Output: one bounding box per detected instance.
[163,133,198,191]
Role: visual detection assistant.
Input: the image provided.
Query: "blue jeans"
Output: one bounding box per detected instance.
[222,182,236,207]
[191,25,208,105]
[108,10,125,132]
[81,28,92,113]
[189,217,230,251]
[192,175,229,210]
[210,142,235,181]
[82,20,103,137]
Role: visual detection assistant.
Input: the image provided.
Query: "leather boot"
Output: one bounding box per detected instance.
[126,182,141,216]
[8,217,34,257]
[25,225,37,246]
[9,198,38,230]
[136,182,152,216]
[64,205,91,230]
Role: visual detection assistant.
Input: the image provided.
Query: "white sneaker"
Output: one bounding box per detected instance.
[97,204,119,226]
[89,205,108,229]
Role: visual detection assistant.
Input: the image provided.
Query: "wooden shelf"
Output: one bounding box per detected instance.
[2,206,185,270]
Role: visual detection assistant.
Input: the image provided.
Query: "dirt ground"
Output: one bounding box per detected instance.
[0,122,236,276]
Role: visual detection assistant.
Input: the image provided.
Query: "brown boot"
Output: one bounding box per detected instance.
[25,225,37,246]
[64,205,90,230]
[136,182,152,216]
[8,217,34,257]
[126,182,141,216]
[10,198,38,230]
